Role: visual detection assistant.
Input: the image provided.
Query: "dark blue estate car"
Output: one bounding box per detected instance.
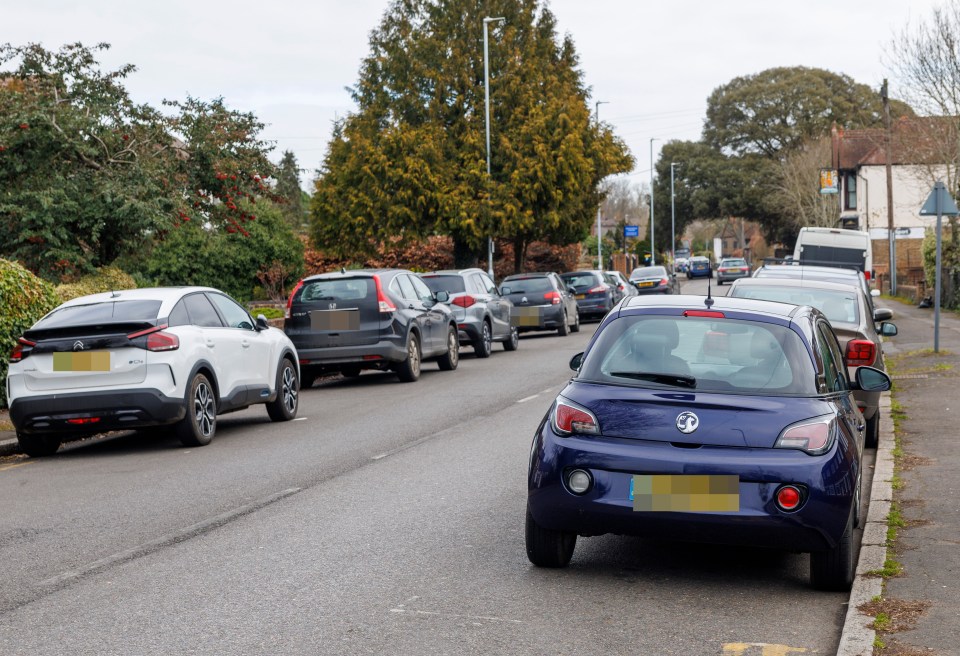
[525,294,891,590]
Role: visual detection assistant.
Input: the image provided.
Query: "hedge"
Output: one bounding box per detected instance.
[0,259,61,408]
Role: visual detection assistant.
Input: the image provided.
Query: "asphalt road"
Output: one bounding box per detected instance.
[0,281,872,655]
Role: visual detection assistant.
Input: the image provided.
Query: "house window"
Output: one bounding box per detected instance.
[845,174,857,210]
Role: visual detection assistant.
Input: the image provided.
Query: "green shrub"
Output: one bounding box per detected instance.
[0,259,61,408]
[249,306,284,320]
[55,266,137,302]
[142,200,304,302]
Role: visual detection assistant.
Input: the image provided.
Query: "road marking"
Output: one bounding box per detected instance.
[0,461,32,473]
[722,644,808,656]
[390,607,523,624]
[38,487,301,589]
[293,417,308,421]
[517,394,539,403]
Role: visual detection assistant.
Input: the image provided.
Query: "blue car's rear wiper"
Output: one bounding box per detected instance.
[609,372,697,388]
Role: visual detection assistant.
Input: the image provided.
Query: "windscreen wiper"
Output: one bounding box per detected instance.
[609,372,697,388]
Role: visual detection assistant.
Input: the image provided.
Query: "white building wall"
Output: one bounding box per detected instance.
[858,164,950,232]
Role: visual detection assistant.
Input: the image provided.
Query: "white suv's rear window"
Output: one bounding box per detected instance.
[35,300,163,329]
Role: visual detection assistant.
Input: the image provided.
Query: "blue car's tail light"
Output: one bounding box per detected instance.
[566,469,593,494]
[774,415,836,455]
[552,398,600,436]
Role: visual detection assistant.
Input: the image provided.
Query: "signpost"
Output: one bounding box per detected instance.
[919,181,960,352]
[623,225,639,238]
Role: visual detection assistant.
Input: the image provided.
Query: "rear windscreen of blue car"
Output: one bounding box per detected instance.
[35,300,163,329]
[578,315,817,395]
[560,273,600,289]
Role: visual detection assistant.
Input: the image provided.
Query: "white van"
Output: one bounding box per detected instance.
[793,227,873,281]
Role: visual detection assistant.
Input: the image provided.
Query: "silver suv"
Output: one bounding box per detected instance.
[421,269,519,357]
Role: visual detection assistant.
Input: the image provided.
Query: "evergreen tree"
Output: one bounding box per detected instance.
[310,0,632,272]
[276,150,305,229]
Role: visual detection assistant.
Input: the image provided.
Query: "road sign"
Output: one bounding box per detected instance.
[920,182,960,216]
[919,181,958,353]
[624,225,639,237]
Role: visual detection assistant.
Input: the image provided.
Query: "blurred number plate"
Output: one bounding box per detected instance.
[575,294,586,300]
[639,281,654,287]
[510,306,542,327]
[310,309,360,331]
[630,474,739,512]
[53,351,111,372]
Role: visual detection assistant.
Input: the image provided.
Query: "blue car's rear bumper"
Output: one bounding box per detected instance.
[527,423,857,553]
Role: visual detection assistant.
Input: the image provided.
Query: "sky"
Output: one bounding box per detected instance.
[5,0,946,190]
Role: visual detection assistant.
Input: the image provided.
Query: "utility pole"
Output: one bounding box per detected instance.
[595,101,608,269]
[649,138,658,265]
[670,162,680,269]
[882,79,896,294]
[483,16,505,279]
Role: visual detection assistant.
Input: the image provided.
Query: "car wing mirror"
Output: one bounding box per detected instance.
[874,308,893,322]
[500,286,511,295]
[880,322,898,337]
[871,289,880,297]
[255,314,270,331]
[569,351,584,371]
[434,290,450,303]
[852,366,892,392]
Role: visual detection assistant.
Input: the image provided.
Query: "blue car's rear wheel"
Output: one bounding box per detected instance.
[809,505,855,591]
[525,507,576,568]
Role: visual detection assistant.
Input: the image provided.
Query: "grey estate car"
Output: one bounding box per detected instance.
[421,269,519,357]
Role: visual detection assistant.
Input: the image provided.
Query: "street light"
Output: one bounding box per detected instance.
[670,162,680,269]
[649,138,659,265]
[595,100,608,269]
[483,16,505,278]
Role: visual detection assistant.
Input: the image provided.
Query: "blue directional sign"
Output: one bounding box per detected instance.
[624,225,639,237]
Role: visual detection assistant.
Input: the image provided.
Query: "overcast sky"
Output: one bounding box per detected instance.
[6,0,945,189]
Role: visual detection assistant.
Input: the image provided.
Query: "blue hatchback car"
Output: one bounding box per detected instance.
[525,294,891,590]
[686,256,712,279]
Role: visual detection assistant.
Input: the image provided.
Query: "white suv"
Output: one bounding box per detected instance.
[7,287,300,457]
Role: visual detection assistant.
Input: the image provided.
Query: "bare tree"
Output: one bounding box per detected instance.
[888,3,960,240]
[770,137,840,231]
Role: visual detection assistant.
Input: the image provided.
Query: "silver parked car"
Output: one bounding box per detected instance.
[728,277,897,448]
[606,270,639,298]
[421,269,519,357]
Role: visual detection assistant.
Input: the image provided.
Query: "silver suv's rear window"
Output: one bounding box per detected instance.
[731,285,859,325]
[35,300,163,329]
[578,315,816,395]
[421,275,467,294]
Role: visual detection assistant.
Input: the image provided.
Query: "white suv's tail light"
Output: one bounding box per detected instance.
[128,325,180,352]
[551,398,600,436]
[10,337,36,363]
[775,415,836,455]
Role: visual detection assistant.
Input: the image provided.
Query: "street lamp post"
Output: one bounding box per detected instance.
[670,162,680,269]
[483,16,505,279]
[595,100,608,269]
[649,138,659,265]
